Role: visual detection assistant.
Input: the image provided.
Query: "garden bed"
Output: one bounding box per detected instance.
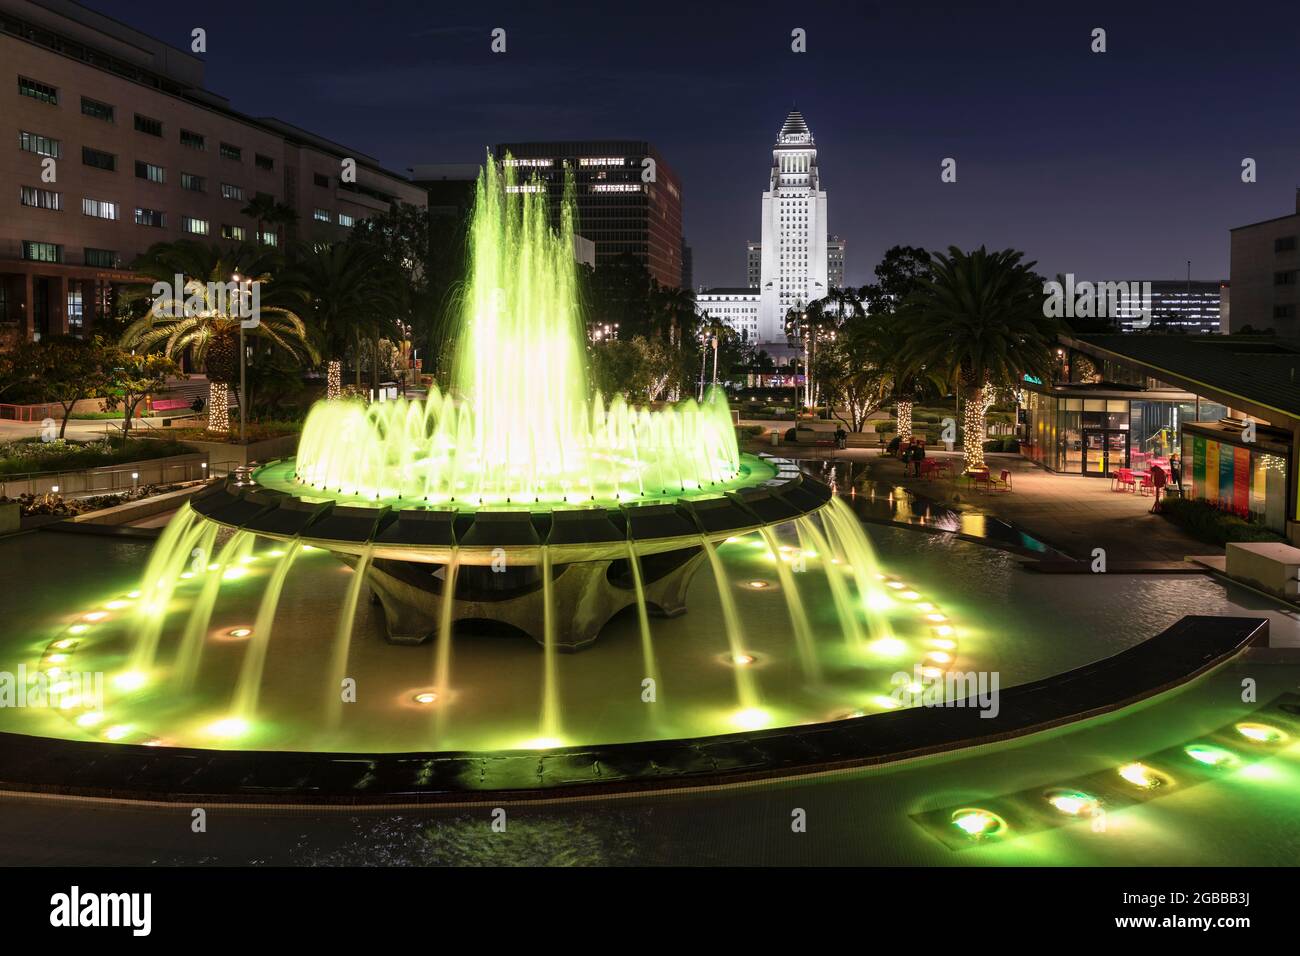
[1159,496,1286,547]
[0,437,193,477]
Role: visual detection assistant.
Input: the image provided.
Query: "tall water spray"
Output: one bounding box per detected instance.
[294,159,740,506]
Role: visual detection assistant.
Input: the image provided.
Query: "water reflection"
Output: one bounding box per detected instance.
[799,459,1061,556]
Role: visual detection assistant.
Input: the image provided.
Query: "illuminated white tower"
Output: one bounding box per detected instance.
[757,110,828,343]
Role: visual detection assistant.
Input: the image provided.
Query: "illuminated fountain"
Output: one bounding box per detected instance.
[30,159,970,758]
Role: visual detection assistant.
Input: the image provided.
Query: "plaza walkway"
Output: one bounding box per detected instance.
[765,442,1210,565]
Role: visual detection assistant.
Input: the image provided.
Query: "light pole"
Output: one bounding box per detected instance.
[711,333,719,388]
[232,272,250,444]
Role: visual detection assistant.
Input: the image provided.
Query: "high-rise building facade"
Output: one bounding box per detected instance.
[1229,190,1300,335]
[491,140,683,288]
[1106,280,1227,334]
[755,111,829,342]
[827,236,846,291]
[0,0,426,344]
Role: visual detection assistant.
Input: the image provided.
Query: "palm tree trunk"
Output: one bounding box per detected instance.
[897,399,913,443]
[327,359,342,400]
[208,380,230,433]
[962,385,987,471]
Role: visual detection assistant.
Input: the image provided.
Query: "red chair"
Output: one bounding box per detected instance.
[989,469,1013,492]
[1138,473,1155,496]
[967,467,991,491]
[1112,468,1136,493]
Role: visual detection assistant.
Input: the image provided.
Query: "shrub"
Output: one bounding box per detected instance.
[0,438,193,477]
[1160,497,1286,546]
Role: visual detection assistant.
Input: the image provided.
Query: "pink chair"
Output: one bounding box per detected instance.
[1113,468,1136,493]
[1138,473,1155,496]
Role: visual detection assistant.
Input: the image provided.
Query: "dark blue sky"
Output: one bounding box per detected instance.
[91,0,1299,287]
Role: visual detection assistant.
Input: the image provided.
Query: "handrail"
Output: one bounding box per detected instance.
[0,453,212,495]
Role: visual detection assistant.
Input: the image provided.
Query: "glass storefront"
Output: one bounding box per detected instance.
[1023,388,1200,478]
[1184,429,1287,533]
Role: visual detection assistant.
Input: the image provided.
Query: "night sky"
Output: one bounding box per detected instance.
[88,0,1299,288]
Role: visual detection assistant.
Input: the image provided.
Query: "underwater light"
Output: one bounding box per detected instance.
[103,724,133,741]
[746,580,770,590]
[127,590,141,599]
[75,712,105,728]
[729,707,772,730]
[867,637,906,656]
[885,580,906,590]
[45,653,69,664]
[83,611,107,622]
[52,638,78,649]
[730,653,757,666]
[920,666,943,678]
[1185,744,1240,768]
[872,695,902,710]
[917,602,935,612]
[226,627,253,639]
[929,637,956,650]
[207,563,220,571]
[179,571,194,579]
[1235,722,1287,744]
[951,808,1005,839]
[933,624,955,637]
[113,671,148,692]
[67,625,88,635]
[927,651,952,664]
[105,600,129,610]
[865,592,893,611]
[1045,788,1101,816]
[1119,762,1166,789]
[518,736,564,750]
[900,590,920,601]
[221,567,247,581]
[266,549,286,558]
[413,691,439,705]
[207,717,249,738]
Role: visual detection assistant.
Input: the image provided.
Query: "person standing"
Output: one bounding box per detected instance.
[913,441,926,478]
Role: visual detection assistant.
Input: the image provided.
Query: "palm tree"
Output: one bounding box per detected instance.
[293,242,402,397]
[119,241,317,433]
[269,201,299,250]
[240,194,277,247]
[900,246,1058,471]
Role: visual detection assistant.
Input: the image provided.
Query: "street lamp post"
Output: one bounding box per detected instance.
[232,272,250,444]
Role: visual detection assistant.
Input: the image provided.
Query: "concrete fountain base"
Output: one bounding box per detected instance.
[344,547,707,651]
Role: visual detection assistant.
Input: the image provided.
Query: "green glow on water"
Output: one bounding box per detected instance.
[291,159,740,508]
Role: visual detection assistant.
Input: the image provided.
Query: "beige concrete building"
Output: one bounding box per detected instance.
[1,0,425,344]
[1228,189,1300,335]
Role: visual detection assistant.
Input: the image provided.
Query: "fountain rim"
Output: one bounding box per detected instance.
[0,615,1268,806]
[188,453,833,565]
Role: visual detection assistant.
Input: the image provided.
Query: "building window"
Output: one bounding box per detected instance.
[1273,305,1295,319]
[135,161,166,184]
[134,114,163,136]
[314,173,330,188]
[82,197,119,220]
[259,231,278,247]
[221,183,244,201]
[84,248,118,268]
[0,286,8,322]
[20,186,62,210]
[180,129,206,150]
[221,224,246,241]
[181,173,206,193]
[81,96,114,122]
[338,213,354,228]
[255,153,275,171]
[18,131,61,158]
[182,217,209,235]
[313,208,331,223]
[1275,271,1297,285]
[1275,236,1297,253]
[135,207,166,228]
[18,76,58,105]
[67,288,84,332]
[220,142,242,161]
[22,241,62,263]
[82,146,117,171]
